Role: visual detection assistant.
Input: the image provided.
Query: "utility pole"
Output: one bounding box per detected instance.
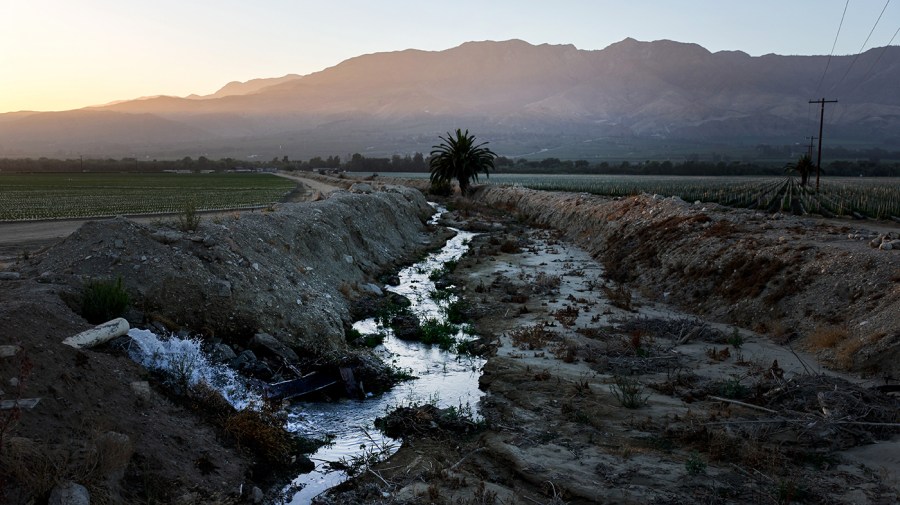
[805,136,817,158]
[809,98,838,192]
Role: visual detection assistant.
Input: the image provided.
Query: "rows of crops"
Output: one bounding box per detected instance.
[0,173,296,221]
[484,174,900,220]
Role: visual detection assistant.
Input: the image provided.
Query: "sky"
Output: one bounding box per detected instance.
[1,0,898,113]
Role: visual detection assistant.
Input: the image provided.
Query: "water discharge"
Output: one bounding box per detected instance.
[123,205,484,504]
[285,210,484,503]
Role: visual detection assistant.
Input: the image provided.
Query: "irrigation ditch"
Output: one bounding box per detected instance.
[1,178,898,504]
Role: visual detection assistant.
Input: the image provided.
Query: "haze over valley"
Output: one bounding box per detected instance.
[3,38,899,161]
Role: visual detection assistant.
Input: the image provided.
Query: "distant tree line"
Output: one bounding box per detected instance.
[2,150,898,177]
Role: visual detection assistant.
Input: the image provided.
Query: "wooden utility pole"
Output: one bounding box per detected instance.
[805,136,817,158]
[809,98,838,192]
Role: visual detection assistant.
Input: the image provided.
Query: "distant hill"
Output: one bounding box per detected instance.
[2,39,899,160]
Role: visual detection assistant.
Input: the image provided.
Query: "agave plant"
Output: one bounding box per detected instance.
[429,129,496,196]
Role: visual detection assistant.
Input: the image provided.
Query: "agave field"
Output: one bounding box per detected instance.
[480,174,900,220]
[0,173,296,221]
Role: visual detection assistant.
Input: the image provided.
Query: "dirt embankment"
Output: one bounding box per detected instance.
[0,185,438,504]
[319,195,898,505]
[24,186,434,357]
[473,185,900,377]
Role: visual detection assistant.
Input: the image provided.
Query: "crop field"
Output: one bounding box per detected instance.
[0,173,296,221]
[362,172,900,219]
[491,174,900,219]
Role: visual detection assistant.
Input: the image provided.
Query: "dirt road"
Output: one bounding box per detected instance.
[0,173,343,263]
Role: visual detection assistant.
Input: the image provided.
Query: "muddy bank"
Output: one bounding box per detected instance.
[472,186,900,377]
[0,185,439,504]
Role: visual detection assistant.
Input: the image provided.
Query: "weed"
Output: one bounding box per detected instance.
[509,324,558,350]
[776,478,809,504]
[718,376,748,399]
[609,375,649,409]
[335,426,395,477]
[727,327,744,349]
[445,298,471,324]
[420,319,459,350]
[685,451,707,475]
[177,199,201,232]
[81,276,130,324]
[602,283,633,310]
[533,272,562,294]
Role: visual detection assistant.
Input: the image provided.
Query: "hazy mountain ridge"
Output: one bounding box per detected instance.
[2,38,899,159]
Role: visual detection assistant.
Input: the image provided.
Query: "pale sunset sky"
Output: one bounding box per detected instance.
[1,0,897,113]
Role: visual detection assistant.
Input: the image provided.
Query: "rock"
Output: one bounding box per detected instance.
[130,381,152,399]
[208,343,237,363]
[250,333,299,362]
[150,231,183,244]
[390,314,422,341]
[250,486,264,504]
[349,182,374,194]
[880,242,894,250]
[213,280,232,297]
[0,345,22,358]
[359,283,383,297]
[384,275,401,286]
[114,239,125,249]
[48,481,90,505]
[231,349,258,370]
[0,272,21,281]
[202,235,217,247]
[343,254,354,264]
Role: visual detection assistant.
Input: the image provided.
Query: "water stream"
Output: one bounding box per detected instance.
[124,206,485,504]
[283,217,483,503]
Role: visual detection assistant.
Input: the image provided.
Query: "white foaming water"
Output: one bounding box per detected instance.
[126,328,261,410]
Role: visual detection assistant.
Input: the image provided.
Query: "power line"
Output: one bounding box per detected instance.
[859,23,900,82]
[829,0,892,93]
[816,0,850,95]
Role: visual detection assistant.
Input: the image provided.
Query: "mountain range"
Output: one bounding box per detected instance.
[2,38,899,160]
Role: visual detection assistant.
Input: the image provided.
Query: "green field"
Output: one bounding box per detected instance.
[0,173,296,221]
[360,172,900,219]
[489,174,900,219]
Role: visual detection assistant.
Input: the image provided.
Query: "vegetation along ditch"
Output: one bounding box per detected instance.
[115,205,485,504]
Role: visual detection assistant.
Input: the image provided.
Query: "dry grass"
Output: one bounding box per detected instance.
[804,325,849,350]
[509,324,558,350]
[0,430,133,500]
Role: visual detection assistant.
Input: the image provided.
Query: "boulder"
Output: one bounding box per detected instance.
[48,482,90,505]
[208,343,237,363]
[250,333,299,363]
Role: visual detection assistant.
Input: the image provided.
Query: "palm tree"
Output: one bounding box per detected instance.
[784,154,815,187]
[429,129,496,196]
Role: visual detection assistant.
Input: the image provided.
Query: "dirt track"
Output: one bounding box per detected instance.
[0,174,343,264]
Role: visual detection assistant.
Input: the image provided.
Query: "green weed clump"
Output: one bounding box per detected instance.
[420,319,459,350]
[81,276,130,324]
[177,200,201,232]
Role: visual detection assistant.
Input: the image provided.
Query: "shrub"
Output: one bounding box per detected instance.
[81,276,130,324]
[177,200,201,232]
[685,451,707,475]
[609,375,649,409]
[428,180,454,197]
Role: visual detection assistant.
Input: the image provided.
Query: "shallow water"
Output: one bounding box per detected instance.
[123,206,484,504]
[283,217,484,503]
